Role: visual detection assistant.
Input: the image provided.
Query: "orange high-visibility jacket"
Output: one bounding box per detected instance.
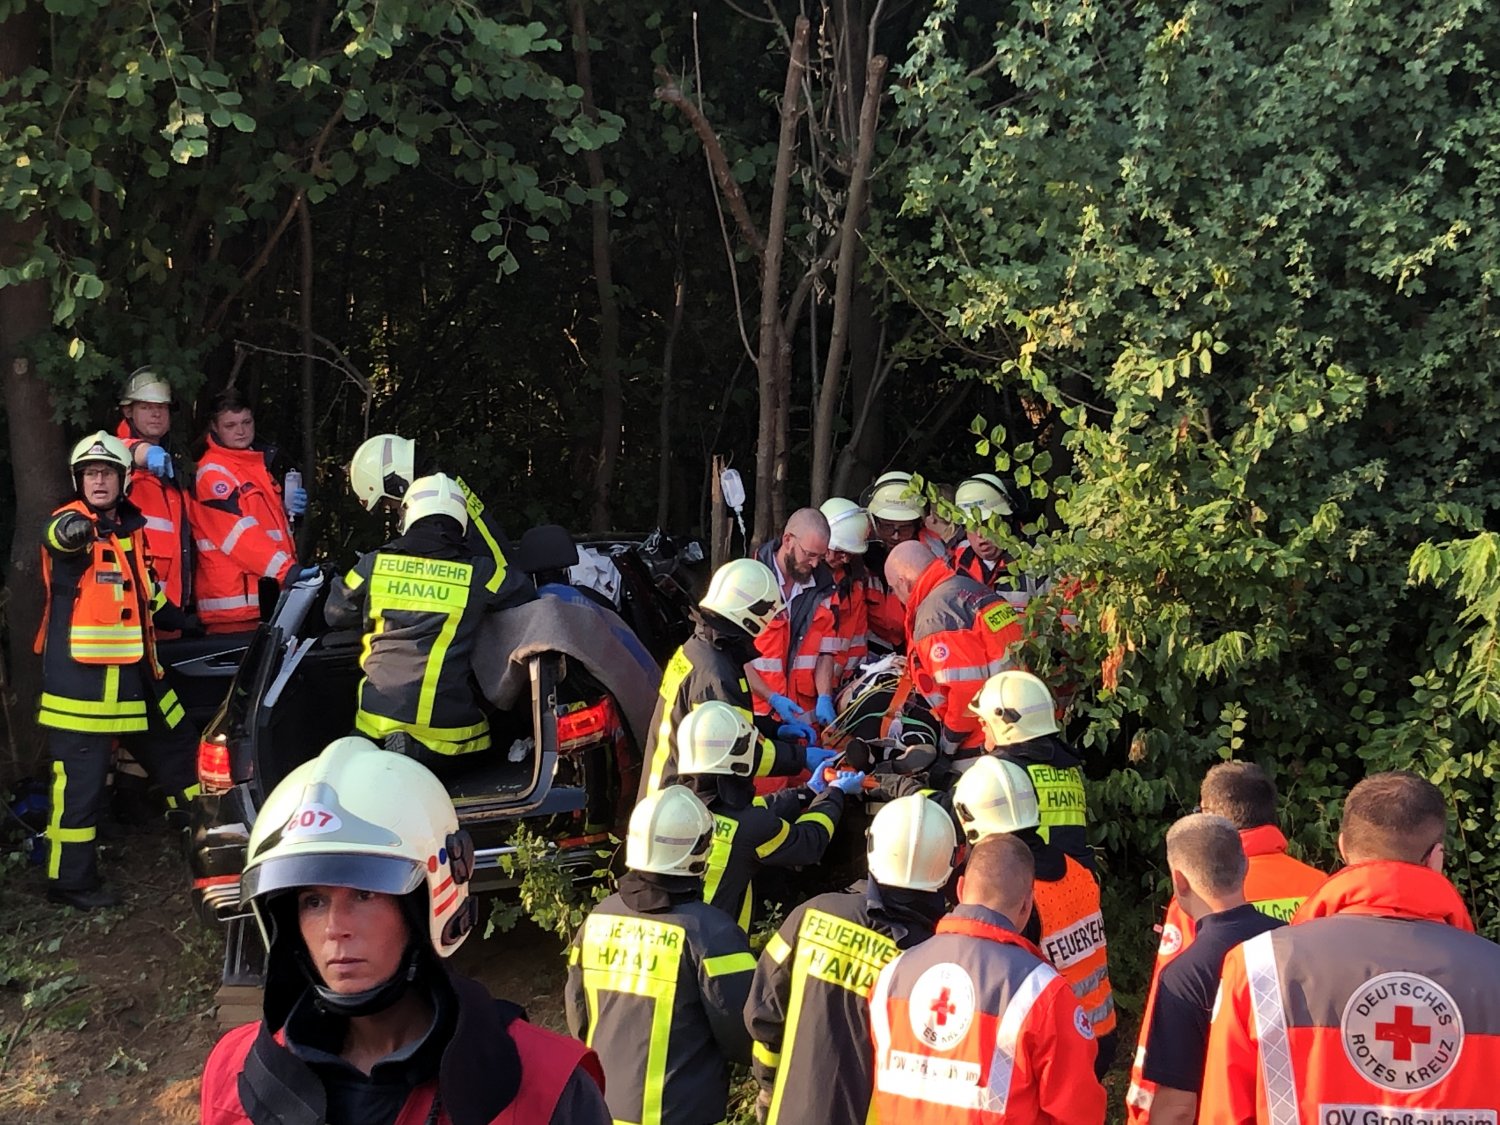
[1197,861,1495,1125]
[748,544,837,714]
[114,420,192,609]
[870,904,1106,1124]
[905,557,1024,751]
[1127,824,1327,1121]
[826,566,871,675]
[1034,853,1117,1041]
[190,437,296,630]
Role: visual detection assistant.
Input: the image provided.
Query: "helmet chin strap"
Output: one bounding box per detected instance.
[298,943,426,1018]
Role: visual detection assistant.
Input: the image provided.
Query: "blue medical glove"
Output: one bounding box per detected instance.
[830,770,868,795]
[769,693,806,722]
[807,767,830,795]
[777,721,816,744]
[286,486,309,517]
[803,744,837,773]
[814,694,837,726]
[144,445,175,480]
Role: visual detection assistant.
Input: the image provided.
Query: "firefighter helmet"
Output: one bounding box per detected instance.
[399,473,469,533]
[626,785,715,877]
[349,433,417,511]
[820,497,870,555]
[955,473,1013,520]
[867,471,925,522]
[676,701,757,777]
[69,431,133,494]
[240,736,479,959]
[970,670,1059,747]
[867,794,959,892]
[700,558,784,637]
[118,366,174,407]
[953,755,1041,843]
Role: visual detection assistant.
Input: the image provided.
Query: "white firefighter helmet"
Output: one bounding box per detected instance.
[676,700,757,777]
[118,366,174,406]
[399,473,469,534]
[867,794,959,891]
[867,471,925,522]
[969,670,1059,746]
[952,755,1041,843]
[69,431,133,493]
[240,736,479,958]
[820,497,870,555]
[700,557,784,637]
[349,433,417,511]
[955,473,1013,520]
[626,785,715,876]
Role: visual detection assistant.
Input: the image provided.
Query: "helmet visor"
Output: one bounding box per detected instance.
[240,851,424,908]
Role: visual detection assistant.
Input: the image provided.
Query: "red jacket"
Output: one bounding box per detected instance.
[905,557,1024,750]
[190,437,296,630]
[827,566,871,674]
[870,904,1106,1124]
[114,420,193,609]
[1126,825,1326,1122]
[1198,861,1493,1125]
[749,545,838,713]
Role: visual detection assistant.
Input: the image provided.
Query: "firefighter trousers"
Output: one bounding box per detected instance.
[46,710,198,891]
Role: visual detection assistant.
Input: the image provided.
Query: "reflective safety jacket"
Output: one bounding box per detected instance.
[325,521,500,756]
[1197,861,1497,1125]
[566,882,755,1125]
[949,545,1048,612]
[749,542,837,713]
[906,557,1024,751]
[870,903,1106,1124]
[114,420,192,609]
[190,436,295,629]
[861,544,907,653]
[1127,824,1326,1122]
[638,616,802,801]
[746,885,940,1125]
[1034,851,1116,1043]
[453,474,535,609]
[35,500,186,733]
[988,738,1091,870]
[701,782,845,931]
[826,564,871,676]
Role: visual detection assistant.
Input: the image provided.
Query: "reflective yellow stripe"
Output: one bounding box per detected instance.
[765,932,792,964]
[753,1041,781,1068]
[756,735,777,777]
[38,707,148,734]
[47,760,68,879]
[703,952,756,977]
[703,816,737,911]
[39,693,147,717]
[342,567,365,591]
[355,710,490,756]
[755,821,791,859]
[798,811,835,839]
[455,476,510,594]
[647,648,693,795]
[578,913,683,1124]
[1252,895,1307,924]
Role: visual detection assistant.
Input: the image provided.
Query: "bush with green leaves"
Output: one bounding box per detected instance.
[881,0,1500,942]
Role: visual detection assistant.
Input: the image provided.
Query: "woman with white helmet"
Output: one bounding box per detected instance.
[200,736,608,1124]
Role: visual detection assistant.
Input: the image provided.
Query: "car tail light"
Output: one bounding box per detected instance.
[556,697,617,753]
[198,733,232,793]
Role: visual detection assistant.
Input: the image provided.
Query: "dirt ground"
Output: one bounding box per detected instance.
[0,825,570,1125]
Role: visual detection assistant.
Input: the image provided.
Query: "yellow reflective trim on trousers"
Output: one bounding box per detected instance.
[104,665,120,704]
[703,952,756,977]
[765,932,792,964]
[38,708,148,733]
[355,710,489,755]
[753,1041,781,1068]
[797,811,835,839]
[47,761,69,879]
[579,913,683,1125]
[755,822,791,859]
[647,648,693,795]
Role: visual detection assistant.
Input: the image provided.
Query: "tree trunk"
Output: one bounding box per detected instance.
[1,5,69,779]
[753,16,810,546]
[570,0,622,533]
[656,254,686,528]
[810,55,887,505]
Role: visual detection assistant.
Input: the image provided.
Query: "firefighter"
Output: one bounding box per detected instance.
[1126,760,1326,1123]
[885,539,1025,759]
[819,497,872,678]
[745,794,957,1125]
[566,785,755,1125]
[35,432,200,909]
[1136,814,1287,1125]
[324,474,503,764]
[639,558,835,800]
[953,755,1117,1075]
[347,432,534,609]
[674,700,864,931]
[869,831,1106,1123]
[189,389,308,632]
[114,367,193,613]
[1199,770,1500,1123]
[201,737,607,1123]
[747,508,840,728]
[968,670,1093,871]
[860,471,928,653]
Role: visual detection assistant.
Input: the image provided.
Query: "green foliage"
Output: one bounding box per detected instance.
[882,0,1500,932]
[484,824,616,944]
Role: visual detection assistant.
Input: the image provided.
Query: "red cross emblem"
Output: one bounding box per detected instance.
[1375,1005,1432,1061]
[930,986,957,1027]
